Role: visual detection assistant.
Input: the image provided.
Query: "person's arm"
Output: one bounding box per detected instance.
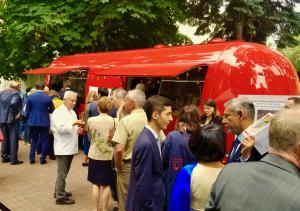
[240,135,255,161]
[114,143,125,171]
[112,119,128,171]
[48,98,55,113]
[11,94,22,119]
[25,97,31,119]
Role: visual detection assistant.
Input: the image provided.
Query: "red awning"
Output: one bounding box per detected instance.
[24,66,88,75]
[93,62,202,77]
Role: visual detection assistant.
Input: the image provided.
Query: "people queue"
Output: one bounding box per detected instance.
[1,80,300,211]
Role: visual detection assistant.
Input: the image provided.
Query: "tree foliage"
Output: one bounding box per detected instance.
[280,36,300,72]
[187,0,300,47]
[0,0,191,79]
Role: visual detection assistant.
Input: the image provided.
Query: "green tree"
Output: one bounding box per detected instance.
[280,36,300,72]
[0,0,191,79]
[187,0,300,47]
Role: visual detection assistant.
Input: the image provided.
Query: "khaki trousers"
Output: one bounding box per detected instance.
[117,161,131,211]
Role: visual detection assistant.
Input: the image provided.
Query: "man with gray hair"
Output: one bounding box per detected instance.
[135,83,145,93]
[222,97,262,163]
[112,89,147,211]
[110,88,127,120]
[206,107,300,211]
[51,91,84,205]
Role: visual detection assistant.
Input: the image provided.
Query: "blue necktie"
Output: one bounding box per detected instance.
[228,138,241,163]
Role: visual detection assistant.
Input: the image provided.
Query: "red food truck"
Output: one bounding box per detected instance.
[25,39,300,152]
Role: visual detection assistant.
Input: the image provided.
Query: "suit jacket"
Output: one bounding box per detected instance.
[26,91,54,127]
[228,138,264,163]
[126,127,165,211]
[0,89,22,124]
[206,154,300,211]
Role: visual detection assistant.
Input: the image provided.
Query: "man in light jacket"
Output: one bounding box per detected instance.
[51,91,84,205]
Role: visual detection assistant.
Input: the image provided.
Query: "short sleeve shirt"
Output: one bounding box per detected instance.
[112,108,147,160]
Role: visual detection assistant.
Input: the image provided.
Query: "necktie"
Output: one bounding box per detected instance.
[156,137,162,158]
[228,138,240,163]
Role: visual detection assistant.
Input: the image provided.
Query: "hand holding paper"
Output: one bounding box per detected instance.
[238,113,273,156]
[241,134,255,159]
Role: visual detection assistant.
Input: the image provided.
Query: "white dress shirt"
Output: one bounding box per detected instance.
[51,104,79,155]
[145,125,161,157]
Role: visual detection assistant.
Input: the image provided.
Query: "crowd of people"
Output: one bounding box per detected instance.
[1,80,300,211]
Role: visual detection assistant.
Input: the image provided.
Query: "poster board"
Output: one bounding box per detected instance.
[238,95,299,155]
[239,95,299,120]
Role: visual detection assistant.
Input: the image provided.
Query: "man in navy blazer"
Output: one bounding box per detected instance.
[26,82,54,164]
[126,95,173,211]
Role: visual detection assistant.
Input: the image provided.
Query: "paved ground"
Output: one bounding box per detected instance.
[0,141,117,211]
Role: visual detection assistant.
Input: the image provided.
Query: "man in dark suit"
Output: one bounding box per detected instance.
[206,107,300,211]
[26,82,54,164]
[222,97,263,163]
[0,81,23,165]
[126,95,173,211]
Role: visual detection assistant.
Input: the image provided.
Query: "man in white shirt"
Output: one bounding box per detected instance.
[51,91,84,205]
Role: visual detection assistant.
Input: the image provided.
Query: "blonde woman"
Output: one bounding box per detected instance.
[82,91,98,166]
[87,97,115,211]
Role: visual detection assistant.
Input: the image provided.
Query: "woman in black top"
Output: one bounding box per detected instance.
[201,99,223,126]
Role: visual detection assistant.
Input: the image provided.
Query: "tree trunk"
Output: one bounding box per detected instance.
[235,13,244,40]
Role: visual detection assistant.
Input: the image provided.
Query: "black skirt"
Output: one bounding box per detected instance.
[87,158,114,186]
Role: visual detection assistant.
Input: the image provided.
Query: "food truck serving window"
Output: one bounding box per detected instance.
[51,69,88,100]
[159,66,207,111]
[126,66,207,112]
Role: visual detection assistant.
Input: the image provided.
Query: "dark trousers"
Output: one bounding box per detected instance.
[19,117,26,139]
[1,121,20,163]
[29,126,49,161]
[23,123,31,143]
[83,132,90,155]
[48,134,55,157]
[55,155,74,199]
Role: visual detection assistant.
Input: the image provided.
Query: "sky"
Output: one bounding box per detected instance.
[179,3,300,44]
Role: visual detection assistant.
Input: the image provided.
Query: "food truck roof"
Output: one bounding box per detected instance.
[24,39,299,98]
[24,39,230,76]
